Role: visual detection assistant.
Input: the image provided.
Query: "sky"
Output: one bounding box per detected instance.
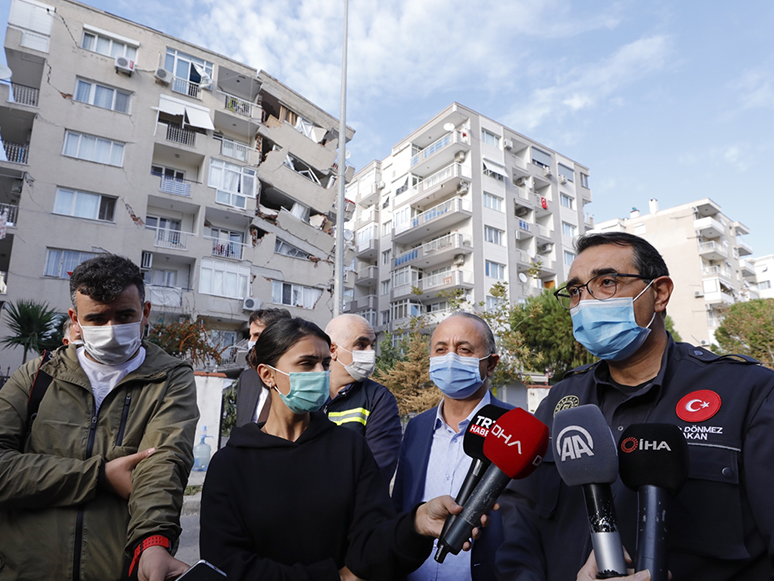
[3,0,774,256]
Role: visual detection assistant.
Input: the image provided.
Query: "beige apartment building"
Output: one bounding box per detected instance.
[343,103,593,344]
[0,0,353,370]
[592,198,757,346]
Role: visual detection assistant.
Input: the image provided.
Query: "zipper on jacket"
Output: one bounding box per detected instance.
[115,390,132,447]
[73,406,99,581]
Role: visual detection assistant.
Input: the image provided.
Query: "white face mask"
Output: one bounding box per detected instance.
[247,340,257,351]
[336,346,376,382]
[80,321,143,366]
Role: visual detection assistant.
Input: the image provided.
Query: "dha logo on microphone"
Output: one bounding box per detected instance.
[490,423,523,453]
[469,414,495,437]
[620,437,672,454]
[555,425,594,461]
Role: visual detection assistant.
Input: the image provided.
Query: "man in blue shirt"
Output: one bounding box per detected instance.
[393,312,509,581]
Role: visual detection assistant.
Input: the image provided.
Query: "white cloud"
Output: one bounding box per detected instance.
[735,68,774,109]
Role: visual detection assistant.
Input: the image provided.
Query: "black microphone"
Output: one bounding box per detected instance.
[435,407,549,560]
[619,424,689,581]
[553,405,627,579]
[434,404,508,563]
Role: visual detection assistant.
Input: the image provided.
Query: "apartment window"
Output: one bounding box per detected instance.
[144,269,177,287]
[382,195,390,209]
[531,147,552,169]
[485,226,505,245]
[427,301,448,313]
[564,251,575,266]
[485,260,505,280]
[275,238,310,259]
[74,79,130,113]
[382,249,392,265]
[62,131,124,166]
[208,330,238,352]
[395,174,420,196]
[208,159,255,209]
[271,280,323,309]
[486,295,506,311]
[165,48,214,96]
[199,259,250,299]
[381,280,391,295]
[482,160,507,181]
[482,129,500,148]
[53,188,115,222]
[382,220,393,236]
[561,222,576,238]
[560,193,574,209]
[381,310,391,325]
[558,164,574,183]
[146,216,182,248]
[357,225,377,249]
[483,192,503,212]
[392,266,422,288]
[580,173,589,188]
[151,165,185,180]
[44,248,97,279]
[392,299,422,320]
[81,30,137,60]
[760,280,772,290]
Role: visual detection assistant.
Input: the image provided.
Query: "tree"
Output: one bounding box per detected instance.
[146,318,225,368]
[0,300,59,363]
[374,331,404,375]
[664,315,682,342]
[714,299,774,368]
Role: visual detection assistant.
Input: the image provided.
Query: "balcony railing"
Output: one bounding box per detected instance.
[394,247,419,266]
[146,285,183,307]
[395,197,472,236]
[410,131,468,167]
[162,123,197,147]
[223,93,255,117]
[422,162,465,191]
[423,269,473,290]
[219,138,249,162]
[702,266,732,278]
[424,232,472,255]
[356,265,379,282]
[698,241,727,256]
[157,174,193,197]
[146,225,193,251]
[0,203,19,226]
[10,83,39,107]
[1,142,29,164]
[205,236,248,260]
[172,76,201,99]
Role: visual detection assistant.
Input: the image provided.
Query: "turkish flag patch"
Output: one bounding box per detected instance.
[676,390,722,423]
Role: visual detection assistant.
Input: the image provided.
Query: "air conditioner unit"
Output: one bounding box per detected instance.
[115,56,135,75]
[694,291,704,297]
[454,150,466,163]
[243,297,261,311]
[539,243,553,253]
[453,254,465,266]
[457,182,470,195]
[154,68,171,84]
[11,179,23,194]
[141,251,153,269]
[503,138,514,150]
[377,181,386,190]
[559,175,568,185]
[543,167,553,177]
[514,176,528,187]
[515,206,530,218]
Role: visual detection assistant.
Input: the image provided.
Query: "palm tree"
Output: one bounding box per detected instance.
[1,300,59,363]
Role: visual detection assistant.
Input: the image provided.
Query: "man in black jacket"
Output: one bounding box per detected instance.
[323,314,402,483]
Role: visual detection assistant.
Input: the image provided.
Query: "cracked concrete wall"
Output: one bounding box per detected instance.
[258,150,337,215]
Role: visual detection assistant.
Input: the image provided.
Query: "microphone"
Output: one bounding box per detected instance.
[553,405,627,579]
[618,424,689,581]
[434,404,508,563]
[434,407,549,560]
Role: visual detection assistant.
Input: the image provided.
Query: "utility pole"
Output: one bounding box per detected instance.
[332,0,349,316]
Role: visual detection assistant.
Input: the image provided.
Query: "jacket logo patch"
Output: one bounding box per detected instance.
[553,395,580,417]
[676,390,721,423]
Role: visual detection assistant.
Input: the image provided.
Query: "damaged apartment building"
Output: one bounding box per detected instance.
[0,0,354,370]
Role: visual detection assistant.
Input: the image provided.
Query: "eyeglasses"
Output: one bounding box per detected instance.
[554,272,652,309]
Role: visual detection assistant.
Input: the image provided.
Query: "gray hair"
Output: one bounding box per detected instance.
[445,311,497,354]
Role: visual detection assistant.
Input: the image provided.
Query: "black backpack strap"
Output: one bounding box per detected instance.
[23,350,54,448]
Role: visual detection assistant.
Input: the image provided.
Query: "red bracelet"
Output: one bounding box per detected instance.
[128,535,170,577]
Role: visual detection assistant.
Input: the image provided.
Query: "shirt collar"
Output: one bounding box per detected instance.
[434,389,493,432]
[591,333,674,398]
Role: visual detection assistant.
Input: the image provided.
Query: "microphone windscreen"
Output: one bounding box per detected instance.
[482,407,549,479]
[618,423,689,495]
[553,404,618,486]
[464,404,509,461]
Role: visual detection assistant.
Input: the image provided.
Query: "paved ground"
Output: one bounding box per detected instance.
[177,469,205,566]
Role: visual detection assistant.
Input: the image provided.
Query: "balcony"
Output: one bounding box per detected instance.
[732,221,750,236]
[395,163,472,209]
[427,308,454,326]
[702,266,733,282]
[514,186,532,203]
[421,269,474,299]
[158,122,197,147]
[695,199,721,217]
[694,216,724,239]
[351,294,377,311]
[736,240,752,256]
[355,265,379,286]
[172,77,201,99]
[515,219,534,240]
[534,223,552,241]
[355,238,378,260]
[154,174,194,198]
[146,226,195,251]
[0,203,19,227]
[146,285,183,308]
[410,130,471,177]
[394,232,473,269]
[741,259,756,278]
[697,241,727,261]
[357,181,380,208]
[218,138,250,162]
[9,83,39,107]
[1,142,29,165]
[222,93,258,118]
[205,236,249,260]
[392,197,473,245]
[353,206,379,231]
[391,282,418,300]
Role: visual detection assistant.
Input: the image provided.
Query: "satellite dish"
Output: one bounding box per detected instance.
[527,248,536,260]
[443,122,455,132]
[518,273,528,284]
[0,65,11,81]
[343,229,354,242]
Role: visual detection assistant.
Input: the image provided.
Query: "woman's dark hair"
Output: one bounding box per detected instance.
[575,232,669,280]
[247,317,330,371]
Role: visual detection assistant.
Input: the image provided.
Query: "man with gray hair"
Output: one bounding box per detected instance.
[392,311,510,581]
[323,313,402,483]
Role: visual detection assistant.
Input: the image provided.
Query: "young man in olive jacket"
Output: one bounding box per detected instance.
[0,255,199,580]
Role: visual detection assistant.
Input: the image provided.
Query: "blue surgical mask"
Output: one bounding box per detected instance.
[267,366,330,414]
[570,281,656,361]
[429,352,491,400]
